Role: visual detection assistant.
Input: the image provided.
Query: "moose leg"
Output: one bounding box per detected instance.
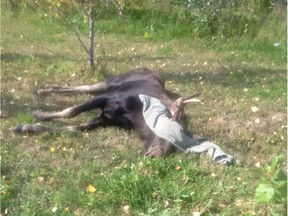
[13,116,107,134]
[33,96,108,121]
[37,68,157,95]
[37,82,109,95]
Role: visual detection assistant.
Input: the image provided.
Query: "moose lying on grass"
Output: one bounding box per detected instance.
[14,68,234,165]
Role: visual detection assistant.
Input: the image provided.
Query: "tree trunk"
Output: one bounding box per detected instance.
[89,1,95,69]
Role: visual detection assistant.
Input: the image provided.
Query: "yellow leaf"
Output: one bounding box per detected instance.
[163,200,170,208]
[52,207,57,213]
[122,205,130,214]
[152,192,158,197]
[246,209,256,215]
[218,203,227,208]
[86,184,97,193]
[235,198,244,206]
[50,147,55,153]
[251,106,259,112]
[144,32,150,39]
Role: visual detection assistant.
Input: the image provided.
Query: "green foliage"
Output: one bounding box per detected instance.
[255,155,287,204]
[255,184,275,202]
[7,0,287,43]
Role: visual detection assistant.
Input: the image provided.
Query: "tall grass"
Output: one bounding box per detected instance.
[5,0,287,43]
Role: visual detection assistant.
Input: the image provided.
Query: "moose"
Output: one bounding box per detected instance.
[13,68,234,164]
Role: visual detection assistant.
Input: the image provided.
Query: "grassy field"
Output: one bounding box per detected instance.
[1,5,287,216]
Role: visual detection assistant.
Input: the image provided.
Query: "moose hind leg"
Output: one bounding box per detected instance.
[37,81,109,95]
[36,70,144,95]
[37,68,156,96]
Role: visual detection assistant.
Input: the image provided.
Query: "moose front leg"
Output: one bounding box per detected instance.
[33,96,108,121]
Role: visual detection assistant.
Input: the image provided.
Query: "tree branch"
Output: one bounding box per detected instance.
[52,5,89,54]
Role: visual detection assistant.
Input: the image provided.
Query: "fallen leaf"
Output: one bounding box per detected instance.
[246,209,256,215]
[251,106,259,112]
[192,212,201,216]
[50,147,55,153]
[86,184,97,193]
[74,208,81,216]
[52,207,57,213]
[218,203,227,208]
[138,161,144,169]
[235,199,244,206]
[122,205,131,214]
[152,192,158,197]
[38,176,44,182]
[255,162,261,168]
[164,200,170,208]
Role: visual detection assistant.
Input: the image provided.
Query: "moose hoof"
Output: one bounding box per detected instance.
[36,85,63,95]
[13,124,41,133]
[33,111,49,121]
[13,125,25,133]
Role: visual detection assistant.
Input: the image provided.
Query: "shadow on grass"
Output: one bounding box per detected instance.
[163,66,286,89]
[1,52,77,63]
[98,53,170,63]
[1,91,89,121]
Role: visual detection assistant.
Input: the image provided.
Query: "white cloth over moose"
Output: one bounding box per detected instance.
[138,94,234,165]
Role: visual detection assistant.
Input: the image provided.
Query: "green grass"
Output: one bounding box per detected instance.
[1,5,287,216]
